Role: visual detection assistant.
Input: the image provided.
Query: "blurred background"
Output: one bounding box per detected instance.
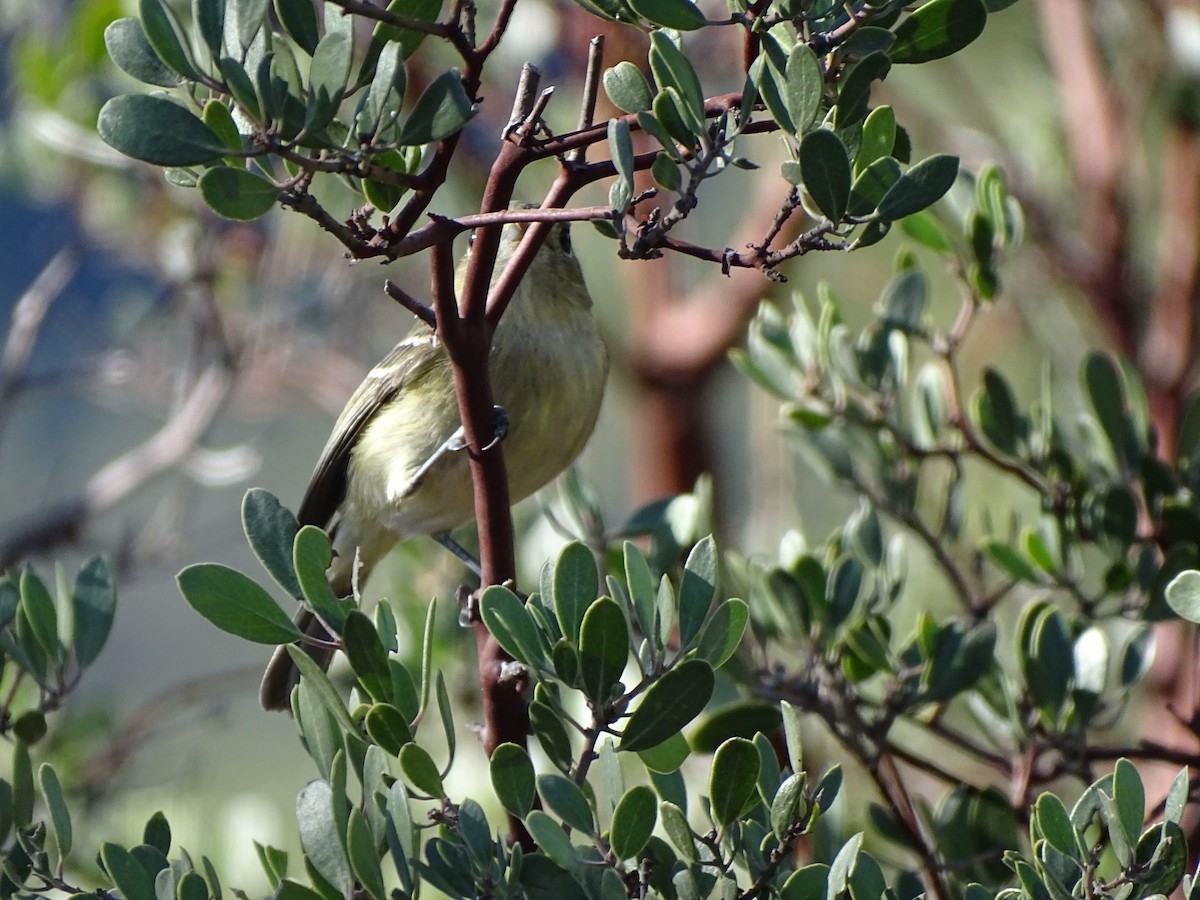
[0,0,1192,888]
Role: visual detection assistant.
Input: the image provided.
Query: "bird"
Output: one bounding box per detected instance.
[259,216,608,711]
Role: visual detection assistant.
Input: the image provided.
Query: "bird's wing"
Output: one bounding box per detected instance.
[297,332,440,527]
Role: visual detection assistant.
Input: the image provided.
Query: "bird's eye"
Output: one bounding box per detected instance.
[468,232,477,248]
[558,224,572,254]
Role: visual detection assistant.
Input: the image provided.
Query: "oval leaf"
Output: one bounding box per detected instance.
[878,154,959,221]
[620,659,714,752]
[709,737,760,826]
[99,94,226,166]
[800,129,851,223]
[176,563,303,643]
[397,69,476,145]
[198,167,280,220]
[891,0,989,65]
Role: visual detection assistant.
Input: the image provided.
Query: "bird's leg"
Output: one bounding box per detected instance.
[435,533,484,578]
[400,405,510,500]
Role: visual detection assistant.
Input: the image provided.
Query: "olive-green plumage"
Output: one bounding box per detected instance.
[259,220,607,711]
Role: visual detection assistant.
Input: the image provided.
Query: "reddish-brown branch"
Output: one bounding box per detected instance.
[1034,0,1134,356]
[1141,122,1200,457]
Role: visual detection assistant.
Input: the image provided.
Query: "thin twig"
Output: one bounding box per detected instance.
[567,36,606,166]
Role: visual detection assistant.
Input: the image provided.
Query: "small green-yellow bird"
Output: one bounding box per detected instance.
[260,218,608,711]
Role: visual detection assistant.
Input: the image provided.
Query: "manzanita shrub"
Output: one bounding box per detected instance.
[9,0,1200,899]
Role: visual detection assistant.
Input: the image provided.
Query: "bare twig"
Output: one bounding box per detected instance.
[0,250,77,431]
[0,363,235,568]
[566,36,606,165]
[384,280,437,328]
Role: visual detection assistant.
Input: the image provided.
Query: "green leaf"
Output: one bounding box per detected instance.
[770,773,805,839]
[220,57,262,121]
[72,556,116,668]
[98,94,226,166]
[193,0,225,56]
[620,659,714,752]
[693,598,748,669]
[290,647,357,733]
[553,542,599,644]
[1112,758,1145,851]
[785,44,823,134]
[490,743,536,819]
[781,863,829,900]
[341,611,390,701]
[347,809,385,900]
[178,872,210,900]
[610,785,657,859]
[648,31,705,133]
[1035,793,1080,858]
[177,563,302,643]
[847,157,901,217]
[275,0,320,55]
[524,810,580,873]
[608,118,636,211]
[974,366,1020,454]
[203,101,243,152]
[1018,602,1073,721]
[900,210,954,253]
[891,0,988,64]
[1084,351,1137,470]
[651,151,682,193]
[659,801,696,861]
[628,0,706,28]
[229,0,270,48]
[678,536,717,647]
[293,525,345,630]
[604,62,653,114]
[579,597,629,703]
[101,844,156,900]
[982,540,1040,583]
[800,129,851,223]
[781,700,803,775]
[836,52,890,129]
[398,743,444,798]
[139,0,201,80]
[625,542,658,648]
[305,30,352,133]
[361,0,443,81]
[690,701,782,753]
[38,764,72,860]
[530,700,574,771]
[636,731,691,774]
[856,105,896,175]
[20,569,58,663]
[751,49,792,135]
[709,738,760,826]
[878,154,959,220]
[363,702,412,755]
[242,489,302,598]
[197,167,279,221]
[104,18,179,87]
[537,773,595,833]
[366,42,407,134]
[296,780,353,895]
[479,585,545,668]
[397,69,475,145]
[1166,570,1200,622]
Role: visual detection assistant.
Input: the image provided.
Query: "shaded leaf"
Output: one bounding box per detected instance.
[397,69,475,145]
[198,167,279,220]
[800,129,851,222]
[177,563,302,643]
[891,0,988,64]
[98,94,226,166]
[620,659,714,752]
